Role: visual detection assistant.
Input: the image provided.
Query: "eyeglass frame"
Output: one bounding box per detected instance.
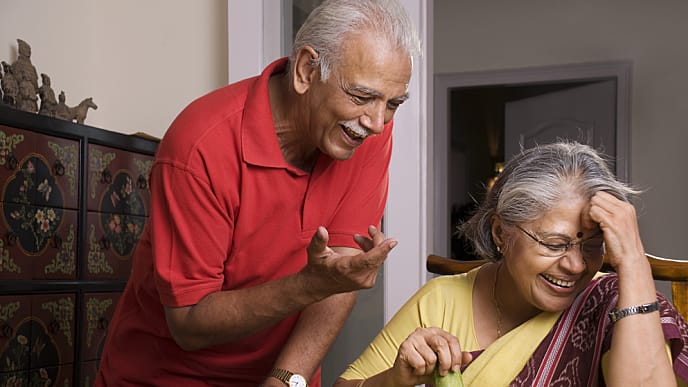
[514,224,605,259]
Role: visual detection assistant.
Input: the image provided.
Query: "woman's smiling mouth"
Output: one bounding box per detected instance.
[541,273,575,288]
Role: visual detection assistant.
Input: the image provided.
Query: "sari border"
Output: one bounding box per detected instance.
[532,275,604,386]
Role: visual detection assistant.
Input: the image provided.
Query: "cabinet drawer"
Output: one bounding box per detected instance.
[87,144,153,216]
[79,359,99,387]
[0,293,75,371]
[29,363,73,386]
[0,365,73,386]
[84,211,147,280]
[0,125,79,210]
[80,292,120,362]
[0,295,32,371]
[0,204,77,280]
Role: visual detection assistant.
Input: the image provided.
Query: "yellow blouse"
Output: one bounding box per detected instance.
[339,269,561,385]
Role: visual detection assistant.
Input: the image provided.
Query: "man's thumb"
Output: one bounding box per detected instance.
[307,226,329,256]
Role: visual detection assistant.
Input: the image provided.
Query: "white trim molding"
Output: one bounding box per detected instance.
[227,0,283,83]
[383,0,432,322]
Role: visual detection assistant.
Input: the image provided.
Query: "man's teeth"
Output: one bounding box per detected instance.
[344,125,367,139]
[541,273,574,288]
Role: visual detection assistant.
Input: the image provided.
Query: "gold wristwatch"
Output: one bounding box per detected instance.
[270,368,308,387]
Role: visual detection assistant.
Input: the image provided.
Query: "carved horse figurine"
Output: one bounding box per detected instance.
[71,97,98,124]
[56,91,98,124]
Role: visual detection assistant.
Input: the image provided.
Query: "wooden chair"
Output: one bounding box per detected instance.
[427,253,688,320]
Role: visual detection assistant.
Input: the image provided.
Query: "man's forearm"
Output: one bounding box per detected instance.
[267,291,358,384]
[166,232,393,352]
[165,272,324,350]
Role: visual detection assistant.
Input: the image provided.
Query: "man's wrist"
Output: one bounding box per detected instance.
[269,368,309,387]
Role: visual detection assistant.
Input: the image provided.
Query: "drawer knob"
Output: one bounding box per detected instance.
[100,169,112,184]
[6,154,18,170]
[48,319,60,334]
[99,237,110,250]
[0,322,14,338]
[51,234,62,249]
[137,174,148,190]
[6,232,17,246]
[53,160,65,176]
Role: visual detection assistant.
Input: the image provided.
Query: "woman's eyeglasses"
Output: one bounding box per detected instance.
[515,225,605,259]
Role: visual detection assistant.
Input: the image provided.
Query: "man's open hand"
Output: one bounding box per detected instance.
[300,225,397,299]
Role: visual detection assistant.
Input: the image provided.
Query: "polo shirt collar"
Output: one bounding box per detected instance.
[242,58,304,173]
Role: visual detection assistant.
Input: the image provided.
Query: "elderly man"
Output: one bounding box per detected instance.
[97,0,420,386]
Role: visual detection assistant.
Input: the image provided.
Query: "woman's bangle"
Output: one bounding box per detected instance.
[355,379,366,387]
[608,300,660,323]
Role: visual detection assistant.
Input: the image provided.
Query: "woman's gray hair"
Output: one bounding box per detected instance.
[460,141,641,261]
[289,0,421,81]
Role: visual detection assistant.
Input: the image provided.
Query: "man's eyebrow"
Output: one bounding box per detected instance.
[346,84,409,102]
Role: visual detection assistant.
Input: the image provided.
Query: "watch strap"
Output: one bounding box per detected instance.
[270,368,308,386]
[270,368,293,385]
[608,300,660,323]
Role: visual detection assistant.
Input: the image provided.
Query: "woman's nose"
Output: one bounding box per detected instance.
[561,245,588,273]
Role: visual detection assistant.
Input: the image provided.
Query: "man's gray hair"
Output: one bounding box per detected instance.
[460,141,640,260]
[289,0,421,81]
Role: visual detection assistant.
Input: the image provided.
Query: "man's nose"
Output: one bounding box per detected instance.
[360,102,386,134]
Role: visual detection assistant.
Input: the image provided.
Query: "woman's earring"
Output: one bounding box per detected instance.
[497,245,502,254]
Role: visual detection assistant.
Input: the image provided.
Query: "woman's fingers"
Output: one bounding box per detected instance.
[589,191,645,267]
[398,327,464,376]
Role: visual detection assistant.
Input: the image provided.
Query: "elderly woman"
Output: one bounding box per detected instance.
[335,141,688,386]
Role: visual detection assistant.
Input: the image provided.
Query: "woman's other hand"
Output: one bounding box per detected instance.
[587,191,646,272]
[390,327,472,385]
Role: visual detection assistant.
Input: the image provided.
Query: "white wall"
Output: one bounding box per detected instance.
[1,0,228,138]
[434,0,688,260]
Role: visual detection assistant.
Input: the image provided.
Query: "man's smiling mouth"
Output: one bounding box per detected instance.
[342,124,367,141]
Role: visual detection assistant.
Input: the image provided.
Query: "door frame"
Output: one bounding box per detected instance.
[432,61,632,257]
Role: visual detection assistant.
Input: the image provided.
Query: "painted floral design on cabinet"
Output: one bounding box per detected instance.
[0,294,75,386]
[0,125,78,280]
[0,106,158,387]
[86,144,152,279]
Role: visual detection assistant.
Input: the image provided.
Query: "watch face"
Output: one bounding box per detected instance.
[288,374,307,387]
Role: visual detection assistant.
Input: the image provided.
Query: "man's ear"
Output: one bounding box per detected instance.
[292,45,320,95]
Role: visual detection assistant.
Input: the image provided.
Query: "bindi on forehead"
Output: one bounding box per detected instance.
[576,231,584,238]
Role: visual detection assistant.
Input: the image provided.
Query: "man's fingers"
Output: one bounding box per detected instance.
[368,225,388,245]
[366,238,398,262]
[307,226,330,258]
[353,233,374,252]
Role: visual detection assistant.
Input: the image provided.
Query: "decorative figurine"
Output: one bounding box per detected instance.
[0,38,98,124]
[12,39,39,113]
[1,61,18,107]
[56,90,98,124]
[38,73,58,117]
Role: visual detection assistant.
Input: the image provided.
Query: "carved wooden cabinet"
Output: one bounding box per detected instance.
[0,106,157,386]
[85,144,152,281]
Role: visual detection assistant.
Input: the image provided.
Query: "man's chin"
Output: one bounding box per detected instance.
[323,143,359,161]
[333,152,355,161]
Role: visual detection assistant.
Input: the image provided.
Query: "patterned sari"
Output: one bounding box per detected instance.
[341,271,688,386]
[503,274,688,386]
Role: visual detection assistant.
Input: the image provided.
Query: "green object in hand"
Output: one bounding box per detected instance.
[433,366,464,387]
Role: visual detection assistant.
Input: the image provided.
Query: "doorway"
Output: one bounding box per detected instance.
[432,61,631,259]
